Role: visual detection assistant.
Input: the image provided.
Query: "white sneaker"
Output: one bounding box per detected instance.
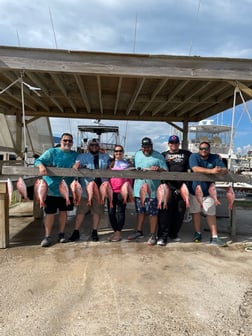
[171,237,181,242]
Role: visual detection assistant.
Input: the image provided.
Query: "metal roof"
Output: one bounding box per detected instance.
[1,45,252,123]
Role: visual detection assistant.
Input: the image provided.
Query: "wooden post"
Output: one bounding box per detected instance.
[230,202,236,239]
[0,181,9,248]
[33,197,43,219]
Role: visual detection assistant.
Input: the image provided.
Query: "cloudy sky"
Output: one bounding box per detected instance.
[1,0,252,154]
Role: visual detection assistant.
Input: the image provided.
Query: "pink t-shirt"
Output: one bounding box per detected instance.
[109,159,132,192]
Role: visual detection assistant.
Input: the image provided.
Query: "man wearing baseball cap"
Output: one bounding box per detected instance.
[157,135,191,246]
[128,137,167,245]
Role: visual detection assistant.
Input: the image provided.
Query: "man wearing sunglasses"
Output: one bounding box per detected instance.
[189,141,228,246]
[35,133,78,247]
[157,135,191,246]
[69,138,110,242]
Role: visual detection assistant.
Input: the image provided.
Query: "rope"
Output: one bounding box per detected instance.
[20,73,28,165]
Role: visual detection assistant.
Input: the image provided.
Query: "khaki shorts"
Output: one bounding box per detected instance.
[189,194,216,216]
[76,197,104,216]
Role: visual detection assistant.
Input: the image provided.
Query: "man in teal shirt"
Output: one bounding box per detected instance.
[128,137,167,245]
[35,133,78,247]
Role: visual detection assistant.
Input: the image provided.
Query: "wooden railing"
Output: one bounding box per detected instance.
[0,164,252,248]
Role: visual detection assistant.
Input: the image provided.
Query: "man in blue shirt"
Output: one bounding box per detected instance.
[127,137,167,245]
[189,141,228,246]
[69,139,110,242]
[35,133,78,247]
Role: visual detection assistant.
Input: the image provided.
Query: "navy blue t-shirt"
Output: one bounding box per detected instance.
[189,152,225,196]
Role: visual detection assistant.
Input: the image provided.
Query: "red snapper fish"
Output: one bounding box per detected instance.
[37,179,48,208]
[226,186,235,210]
[16,176,29,201]
[120,181,134,204]
[195,184,203,208]
[59,179,71,206]
[70,179,83,206]
[140,182,151,206]
[7,178,13,205]
[156,183,170,209]
[180,183,190,208]
[86,181,101,206]
[208,182,221,206]
[99,181,113,208]
[34,178,41,203]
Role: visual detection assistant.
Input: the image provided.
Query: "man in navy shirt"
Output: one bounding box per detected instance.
[189,141,228,246]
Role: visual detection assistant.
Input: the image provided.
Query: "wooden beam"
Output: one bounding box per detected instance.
[51,73,77,113]
[1,165,252,184]
[0,182,9,248]
[152,80,189,116]
[97,75,103,114]
[26,73,64,113]
[126,78,145,116]
[74,74,91,113]
[114,77,122,115]
[139,78,168,116]
[1,46,252,81]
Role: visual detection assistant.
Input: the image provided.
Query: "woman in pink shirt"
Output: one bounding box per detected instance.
[108,145,132,242]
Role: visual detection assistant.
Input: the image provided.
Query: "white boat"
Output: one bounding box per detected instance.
[188,119,238,171]
[76,120,119,155]
[188,119,252,194]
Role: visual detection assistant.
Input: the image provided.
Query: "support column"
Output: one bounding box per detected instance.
[0,181,9,248]
[182,121,189,150]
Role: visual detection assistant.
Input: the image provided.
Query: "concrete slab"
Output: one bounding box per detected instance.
[0,201,251,335]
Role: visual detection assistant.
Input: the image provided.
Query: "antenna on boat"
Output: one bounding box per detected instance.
[133,13,138,53]
[16,30,21,47]
[188,0,201,56]
[49,7,58,49]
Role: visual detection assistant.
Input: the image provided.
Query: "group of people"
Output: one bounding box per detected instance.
[34,132,227,248]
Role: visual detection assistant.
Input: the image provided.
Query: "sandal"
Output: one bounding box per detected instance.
[111,233,122,242]
[108,233,115,241]
[111,236,122,242]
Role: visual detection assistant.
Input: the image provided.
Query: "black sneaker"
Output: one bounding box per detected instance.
[69,230,80,242]
[193,232,202,243]
[58,232,67,243]
[91,230,99,242]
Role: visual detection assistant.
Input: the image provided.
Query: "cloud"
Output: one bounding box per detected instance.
[1,0,252,155]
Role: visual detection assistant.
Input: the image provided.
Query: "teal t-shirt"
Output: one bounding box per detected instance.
[133,149,167,198]
[35,147,78,197]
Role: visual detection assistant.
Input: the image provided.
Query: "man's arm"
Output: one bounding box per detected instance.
[191,166,227,175]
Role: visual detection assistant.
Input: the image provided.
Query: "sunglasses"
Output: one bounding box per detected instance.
[169,141,179,144]
[114,150,123,153]
[199,147,209,151]
[62,139,73,143]
[89,144,99,147]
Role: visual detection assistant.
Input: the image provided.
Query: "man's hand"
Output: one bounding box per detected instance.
[73,161,80,170]
[38,164,47,176]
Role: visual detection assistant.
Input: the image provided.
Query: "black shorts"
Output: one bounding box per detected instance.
[44,196,74,214]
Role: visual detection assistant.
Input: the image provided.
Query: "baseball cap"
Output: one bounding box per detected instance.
[88,138,100,146]
[141,137,153,146]
[168,135,180,143]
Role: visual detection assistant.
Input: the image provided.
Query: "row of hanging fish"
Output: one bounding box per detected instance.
[141,181,235,211]
[33,178,134,209]
[86,180,134,208]
[7,177,235,211]
[141,182,190,209]
[7,177,29,206]
[195,183,235,210]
